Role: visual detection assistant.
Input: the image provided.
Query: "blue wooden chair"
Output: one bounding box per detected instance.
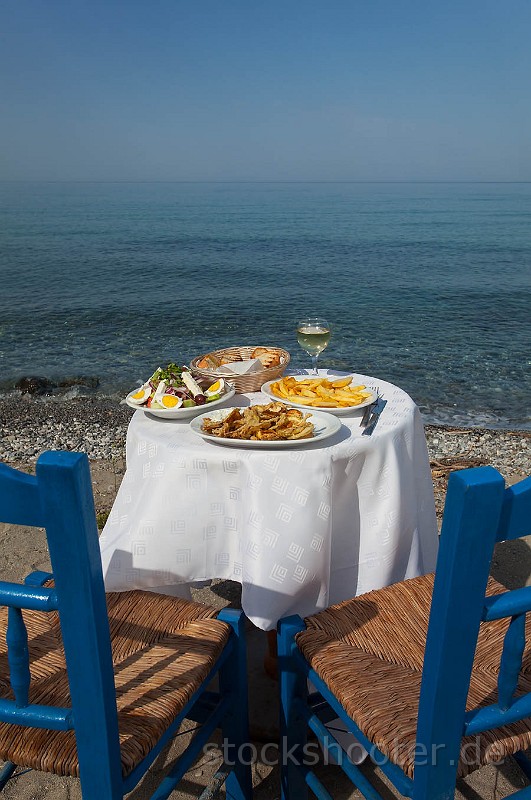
[278,466,531,800]
[0,451,252,800]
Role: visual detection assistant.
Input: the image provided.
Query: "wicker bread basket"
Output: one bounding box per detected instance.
[190,346,290,394]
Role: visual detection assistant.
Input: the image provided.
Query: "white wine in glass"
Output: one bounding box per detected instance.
[296,317,331,374]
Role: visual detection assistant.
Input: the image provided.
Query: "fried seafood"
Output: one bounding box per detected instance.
[201,403,314,441]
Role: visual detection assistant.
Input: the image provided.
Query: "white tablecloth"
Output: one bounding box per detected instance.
[100,372,438,630]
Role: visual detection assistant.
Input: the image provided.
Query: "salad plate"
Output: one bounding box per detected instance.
[124,363,236,419]
[126,387,236,419]
[260,375,377,416]
[190,407,341,448]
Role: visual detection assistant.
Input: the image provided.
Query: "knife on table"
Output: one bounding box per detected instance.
[360,397,377,427]
[362,398,387,436]
[360,388,381,427]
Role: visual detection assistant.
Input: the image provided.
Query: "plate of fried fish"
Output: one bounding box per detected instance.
[189,402,341,448]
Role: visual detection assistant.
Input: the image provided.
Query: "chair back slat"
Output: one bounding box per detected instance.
[6,607,30,707]
[483,587,531,621]
[480,474,531,726]
[496,476,531,541]
[0,463,43,527]
[498,613,526,711]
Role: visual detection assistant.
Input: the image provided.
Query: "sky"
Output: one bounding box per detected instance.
[1,0,530,182]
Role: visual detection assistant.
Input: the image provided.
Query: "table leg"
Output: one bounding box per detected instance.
[264,630,278,680]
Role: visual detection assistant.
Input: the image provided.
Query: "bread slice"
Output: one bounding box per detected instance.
[251,347,281,368]
[197,354,222,369]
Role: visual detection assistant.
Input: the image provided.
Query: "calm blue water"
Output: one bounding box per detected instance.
[0,181,530,429]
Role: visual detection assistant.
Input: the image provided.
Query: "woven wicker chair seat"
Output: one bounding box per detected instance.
[0,590,229,778]
[297,572,531,779]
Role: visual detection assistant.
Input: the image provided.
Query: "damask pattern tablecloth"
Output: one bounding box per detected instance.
[100,373,438,630]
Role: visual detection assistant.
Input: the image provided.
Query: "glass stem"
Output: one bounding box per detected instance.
[311,355,319,375]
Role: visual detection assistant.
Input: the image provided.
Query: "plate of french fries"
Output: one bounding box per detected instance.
[190,402,341,448]
[261,375,376,415]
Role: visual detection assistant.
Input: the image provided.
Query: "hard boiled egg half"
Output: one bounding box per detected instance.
[205,378,225,398]
[159,393,183,410]
[128,383,151,404]
[151,381,183,410]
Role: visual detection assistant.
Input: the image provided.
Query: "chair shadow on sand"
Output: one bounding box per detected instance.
[491,536,531,590]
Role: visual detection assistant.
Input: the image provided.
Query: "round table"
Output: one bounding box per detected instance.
[100,372,438,630]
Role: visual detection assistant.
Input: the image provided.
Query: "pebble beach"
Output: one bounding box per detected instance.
[1,395,529,521]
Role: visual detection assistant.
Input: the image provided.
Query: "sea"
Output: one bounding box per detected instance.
[0,181,530,430]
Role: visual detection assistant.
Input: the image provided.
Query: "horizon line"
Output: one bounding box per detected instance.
[1,179,531,185]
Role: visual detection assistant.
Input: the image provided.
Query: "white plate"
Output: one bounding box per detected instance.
[125,384,236,419]
[260,376,376,416]
[189,406,341,448]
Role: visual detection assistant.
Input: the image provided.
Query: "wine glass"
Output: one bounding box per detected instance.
[296,317,331,375]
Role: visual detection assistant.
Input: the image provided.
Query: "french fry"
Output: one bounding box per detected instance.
[283,395,315,405]
[314,386,334,399]
[330,378,352,388]
[275,383,290,398]
[333,391,365,401]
